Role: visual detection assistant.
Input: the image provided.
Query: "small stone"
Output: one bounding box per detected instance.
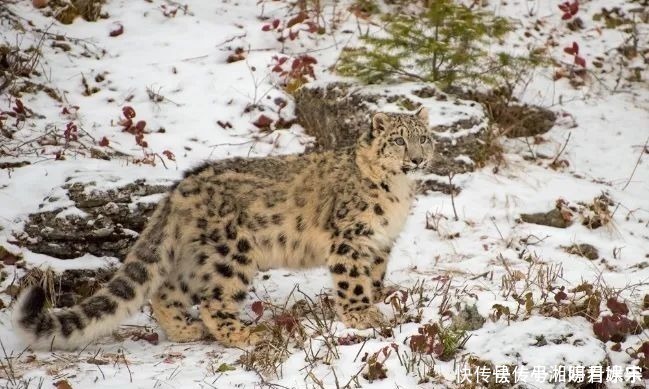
[521,209,572,228]
[450,304,485,332]
[564,244,599,260]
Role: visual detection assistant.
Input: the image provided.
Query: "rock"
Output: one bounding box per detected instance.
[0,161,31,169]
[450,304,486,332]
[564,243,599,260]
[520,208,572,228]
[19,267,115,308]
[499,105,556,138]
[416,179,461,196]
[445,87,556,138]
[294,82,492,175]
[15,179,171,260]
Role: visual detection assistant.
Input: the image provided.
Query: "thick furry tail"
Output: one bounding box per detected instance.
[13,197,173,350]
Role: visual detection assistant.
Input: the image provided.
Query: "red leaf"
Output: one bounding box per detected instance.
[252,114,273,129]
[162,150,175,161]
[301,55,317,65]
[135,120,147,131]
[561,12,572,20]
[251,301,264,319]
[593,314,641,342]
[607,298,629,315]
[98,137,110,147]
[262,25,271,31]
[272,19,280,29]
[273,312,298,332]
[569,0,579,15]
[638,341,649,356]
[109,23,124,37]
[564,47,575,55]
[572,42,579,54]
[575,56,586,68]
[122,106,136,119]
[287,11,308,28]
[120,118,133,130]
[135,332,159,345]
[554,290,568,303]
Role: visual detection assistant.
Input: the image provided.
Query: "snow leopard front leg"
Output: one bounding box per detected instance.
[328,240,389,329]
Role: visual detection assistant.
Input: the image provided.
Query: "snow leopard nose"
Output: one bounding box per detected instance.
[411,157,423,165]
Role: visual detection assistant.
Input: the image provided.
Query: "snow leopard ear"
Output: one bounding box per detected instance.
[371,112,390,133]
[415,106,429,126]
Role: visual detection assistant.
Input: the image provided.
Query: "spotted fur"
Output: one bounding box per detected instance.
[13,109,434,349]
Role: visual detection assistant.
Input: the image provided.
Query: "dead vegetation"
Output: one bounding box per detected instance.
[38,0,105,25]
[238,287,336,378]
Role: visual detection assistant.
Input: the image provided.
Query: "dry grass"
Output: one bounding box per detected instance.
[238,286,337,378]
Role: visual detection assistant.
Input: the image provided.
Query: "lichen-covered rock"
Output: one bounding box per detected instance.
[445,87,556,138]
[450,304,486,332]
[294,82,491,175]
[14,179,171,260]
[564,243,599,260]
[19,267,116,308]
[520,208,573,229]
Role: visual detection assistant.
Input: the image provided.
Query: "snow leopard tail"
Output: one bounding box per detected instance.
[13,196,174,350]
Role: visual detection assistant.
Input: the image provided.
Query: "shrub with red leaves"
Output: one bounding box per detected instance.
[251,301,264,322]
[270,54,317,91]
[558,0,579,20]
[2,99,29,127]
[98,136,110,147]
[162,150,175,161]
[63,122,78,143]
[119,106,149,147]
[261,11,322,44]
[593,314,642,342]
[606,297,629,315]
[409,323,445,356]
[361,344,397,382]
[273,312,299,333]
[564,41,586,68]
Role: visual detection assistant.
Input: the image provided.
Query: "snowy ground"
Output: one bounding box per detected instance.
[1,0,649,388]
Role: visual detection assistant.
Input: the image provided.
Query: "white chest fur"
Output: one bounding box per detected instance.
[369,175,414,249]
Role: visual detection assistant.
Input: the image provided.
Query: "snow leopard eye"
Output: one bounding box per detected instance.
[419,136,428,144]
[394,137,405,146]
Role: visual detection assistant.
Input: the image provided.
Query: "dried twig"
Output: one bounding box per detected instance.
[447,173,458,221]
[550,132,571,167]
[622,135,649,191]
